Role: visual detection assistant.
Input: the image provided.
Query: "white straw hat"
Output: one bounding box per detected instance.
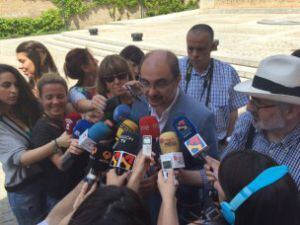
[234,55,300,105]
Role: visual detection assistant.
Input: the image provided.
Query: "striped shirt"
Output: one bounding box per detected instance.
[179,57,249,140]
[222,111,300,189]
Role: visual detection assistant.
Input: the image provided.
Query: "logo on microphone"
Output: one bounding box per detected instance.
[110,151,136,171]
[184,134,207,157]
[174,119,193,139]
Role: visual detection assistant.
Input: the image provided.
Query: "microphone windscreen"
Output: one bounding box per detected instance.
[139,116,160,139]
[64,112,82,134]
[113,104,131,123]
[88,121,113,142]
[173,116,196,141]
[73,119,94,138]
[116,119,138,139]
[159,132,180,154]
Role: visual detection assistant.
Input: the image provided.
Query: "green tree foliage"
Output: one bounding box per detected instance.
[0,0,198,39]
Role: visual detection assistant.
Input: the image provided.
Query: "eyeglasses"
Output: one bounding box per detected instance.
[102,72,128,83]
[139,78,176,91]
[249,98,277,111]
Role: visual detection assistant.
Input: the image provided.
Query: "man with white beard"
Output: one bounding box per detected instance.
[217,54,300,189]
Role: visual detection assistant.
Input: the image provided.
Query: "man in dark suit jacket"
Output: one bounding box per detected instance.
[130,49,218,224]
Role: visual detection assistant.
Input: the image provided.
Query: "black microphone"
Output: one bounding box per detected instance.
[85,138,113,187]
[110,131,140,175]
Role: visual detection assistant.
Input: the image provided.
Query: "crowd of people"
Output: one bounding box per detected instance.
[0,24,299,225]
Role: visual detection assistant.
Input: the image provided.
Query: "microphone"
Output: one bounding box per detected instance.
[60,118,94,171]
[159,131,185,180]
[139,116,160,157]
[72,119,94,139]
[79,121,113,153]
[85,138,114,187]
[63,112,82,134]
[173,116,208,159]
[139,116,160,176]
[113,104,131,124]
[115,119,139,141]
[110,131,140,175]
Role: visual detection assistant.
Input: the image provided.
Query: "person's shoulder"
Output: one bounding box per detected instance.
[32,116,59,135]
[214,58,237,72]
[235,111,253,129]
[179,92,212,117]
[33,116,49,129]
[178,56,189,67]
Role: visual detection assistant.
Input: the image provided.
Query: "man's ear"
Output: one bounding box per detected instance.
[212,39,219,51]
[284,105,300,121]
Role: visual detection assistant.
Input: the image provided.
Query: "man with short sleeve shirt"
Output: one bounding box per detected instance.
[179,24,249,145]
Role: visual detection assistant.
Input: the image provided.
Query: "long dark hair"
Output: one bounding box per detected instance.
[219,151,300,225]
[0,64,42,127]
[16,41,58,80]
[69,186,151,225]
[64,48,96,86]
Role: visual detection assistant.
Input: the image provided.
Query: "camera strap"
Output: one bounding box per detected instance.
[185,59,214,107]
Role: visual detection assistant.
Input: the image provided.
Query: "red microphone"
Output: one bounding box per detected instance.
[139,116,160,139]
[64,112,82,135]
[139,116,160,169]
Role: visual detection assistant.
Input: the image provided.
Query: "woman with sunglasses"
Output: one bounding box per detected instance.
[97,54,135,120]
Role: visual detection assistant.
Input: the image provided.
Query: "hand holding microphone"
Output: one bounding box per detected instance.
[60,118,93,171]
[127,152,153,192]
[66,139,84,156]
[106,168,129,187]
[123,80,144,100]
[90,94,107,112]
[157,169,178,202]
[55,131,72,149]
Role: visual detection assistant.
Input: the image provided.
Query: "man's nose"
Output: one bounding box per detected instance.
[190,50,199,59]
[147,85,158,97]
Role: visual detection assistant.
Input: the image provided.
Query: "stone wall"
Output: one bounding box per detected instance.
[200,0,300,9]
[0,0,141,29]
[69,5,141,29]
[0,0,56,18]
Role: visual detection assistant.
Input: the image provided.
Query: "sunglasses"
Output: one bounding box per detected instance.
[102,72,128,83]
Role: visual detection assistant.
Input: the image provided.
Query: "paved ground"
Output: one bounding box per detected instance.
[0,8,300,224]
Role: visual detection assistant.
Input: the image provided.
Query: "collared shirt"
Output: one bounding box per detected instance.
[150,88,180,132]
[222,111,300,189]
[179,56,249,140]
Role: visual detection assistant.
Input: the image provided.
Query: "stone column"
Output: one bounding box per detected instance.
[199,0,215,9]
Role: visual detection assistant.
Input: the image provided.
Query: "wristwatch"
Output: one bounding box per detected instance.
[52,139,61,154]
